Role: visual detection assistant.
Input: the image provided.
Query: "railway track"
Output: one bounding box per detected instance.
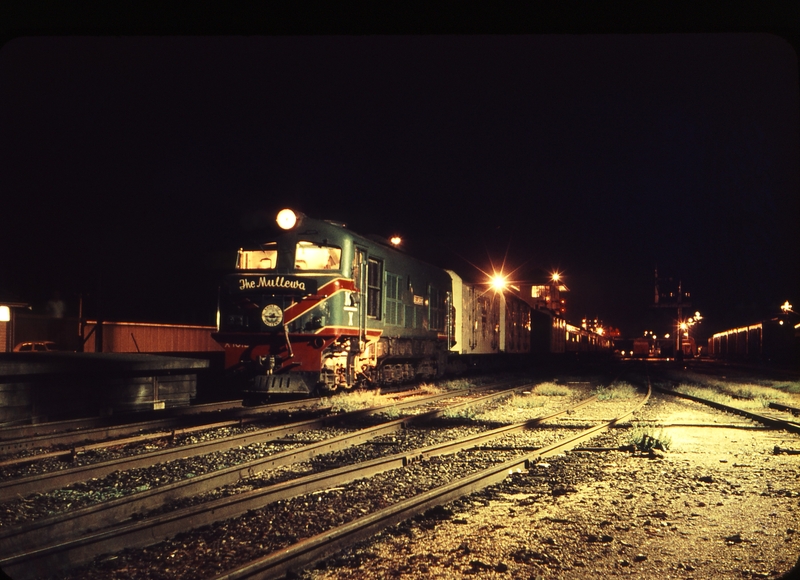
[0,379,523,492]
[210,381,650,580]
[0,377,543,577]
[655,386,800,435]
[649,362,800,435]
[0,398,323,455]
[0,373,636,580]
[268,364,797,580]
[0,374,600,571]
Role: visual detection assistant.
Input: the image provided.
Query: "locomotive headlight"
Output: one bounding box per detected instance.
[261,304,283,327]
[276,208,298,230]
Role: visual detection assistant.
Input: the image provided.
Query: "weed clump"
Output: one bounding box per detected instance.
[593,382,637,400]
[533,382,570,397]
[441,406,479,421]
[779,381,800,394]
[629,427,672,453]
[510,393,546,409]
[327,390,384,413]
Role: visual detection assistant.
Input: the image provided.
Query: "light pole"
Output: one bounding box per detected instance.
[678,311,701,357]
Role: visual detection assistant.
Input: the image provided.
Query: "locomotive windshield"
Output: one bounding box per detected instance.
[237,245,278,270]
[295,241,341,271]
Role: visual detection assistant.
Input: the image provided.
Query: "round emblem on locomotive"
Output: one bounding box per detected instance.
[261,304,283,327]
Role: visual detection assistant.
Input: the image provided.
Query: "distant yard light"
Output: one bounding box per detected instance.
[490,274,507,292]
[781,301,794,314]
[390,236,402,246]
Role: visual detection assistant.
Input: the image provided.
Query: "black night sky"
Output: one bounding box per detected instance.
[1,10,799,343]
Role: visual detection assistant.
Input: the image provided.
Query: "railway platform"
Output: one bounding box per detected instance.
[0,352,209,424]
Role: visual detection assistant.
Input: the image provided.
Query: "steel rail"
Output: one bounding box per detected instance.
[654,386,800,435]
[0,399,325,453]
[211,383,652,579]
[0,400,244,439]
[0,380,520,498]
[0,400,258,441]
[0,379,517,454]
[0,415,296,468]
[0,381,531,562]
[0,415,334,498]
[0,384,591,579]
[768,401,800,416]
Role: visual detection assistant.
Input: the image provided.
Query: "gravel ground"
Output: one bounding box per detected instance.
[301,392,800,580]
[7,374,799,580]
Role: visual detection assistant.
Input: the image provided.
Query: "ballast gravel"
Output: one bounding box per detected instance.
[4,370,798,580]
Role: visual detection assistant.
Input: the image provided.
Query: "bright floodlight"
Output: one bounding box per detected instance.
[390,236,402,246]
[551,272,561,282]
[276,209,298,230]
[490,274,507,292]
[781,301,793,313]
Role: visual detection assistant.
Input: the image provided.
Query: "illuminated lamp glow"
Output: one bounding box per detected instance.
[551,272,561,282]
[490,274,507,292]
[276,209,298,230]
[0,305,9,322]
[390,236,402,246]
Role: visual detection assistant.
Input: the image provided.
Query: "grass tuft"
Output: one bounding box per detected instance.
[593,382,637,400]
[629,427,671,452]
[327,390,384,413]
[510,393,547,409]
[441,406,479,420]
[533,382,570,396]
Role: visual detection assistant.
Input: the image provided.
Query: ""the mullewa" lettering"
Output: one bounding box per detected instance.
[231,274,316,295]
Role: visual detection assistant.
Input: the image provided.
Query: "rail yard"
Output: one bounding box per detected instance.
[0,358,797,580]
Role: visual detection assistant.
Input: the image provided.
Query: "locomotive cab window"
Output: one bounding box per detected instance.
[294,241,342,271]
[237,245,278,270]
